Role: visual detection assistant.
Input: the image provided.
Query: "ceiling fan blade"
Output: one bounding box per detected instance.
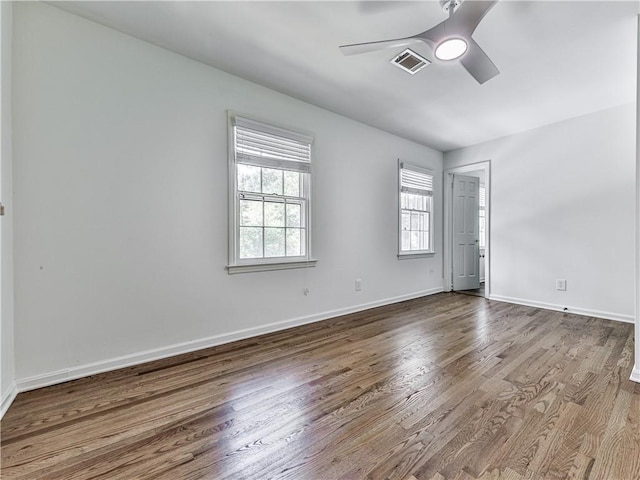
[339,37,423,56]
[448,0,499,36]
[420,22,446,44]
[460,38,499,84]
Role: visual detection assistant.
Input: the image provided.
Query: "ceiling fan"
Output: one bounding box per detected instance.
[339,0,499,84]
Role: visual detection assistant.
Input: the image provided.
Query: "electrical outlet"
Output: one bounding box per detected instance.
[556,279,567,291]
[355,279,362,291]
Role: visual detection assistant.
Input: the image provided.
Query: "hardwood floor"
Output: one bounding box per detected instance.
[1,293,638,480]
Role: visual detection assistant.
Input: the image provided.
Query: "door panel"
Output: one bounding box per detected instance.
[453,175,480,291]
[454,193,464,234]
[465,196,476,234]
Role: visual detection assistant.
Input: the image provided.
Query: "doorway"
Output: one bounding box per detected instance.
[444,161,490,299]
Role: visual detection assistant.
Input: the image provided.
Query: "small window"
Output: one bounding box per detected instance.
[399,163,434,256]
[228,115,315,274]
[479,185,486,249]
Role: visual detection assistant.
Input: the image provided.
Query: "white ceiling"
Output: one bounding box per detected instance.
[52,1,639,152]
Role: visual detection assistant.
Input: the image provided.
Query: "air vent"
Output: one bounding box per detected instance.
[391,49,430,75]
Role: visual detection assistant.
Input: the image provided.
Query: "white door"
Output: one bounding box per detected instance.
[452,174,480,291]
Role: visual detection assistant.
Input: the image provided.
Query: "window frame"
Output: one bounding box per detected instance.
[398,162,435,258]
[227,112,316,274]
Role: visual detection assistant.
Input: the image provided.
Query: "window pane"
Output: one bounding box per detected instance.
[239,227,263,258]
[402,193,429,212]
[420,212,429,232]
[411,211,420,231]
[401,231,410,251]
[286,228,301,256]
[286,203,301,227]
[410,231,420,250]
[262,168,283,195]
[284,171,301,197]
[401,211,410,231]
[237,164,261,193]
[422,231,430,250]
[264,202,285,227]
[240,199,263,226]
[420,194,429,211]
[265,228,285,257]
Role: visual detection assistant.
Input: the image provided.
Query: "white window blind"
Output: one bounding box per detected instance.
[233,117,312,173]
[400,166,433,194]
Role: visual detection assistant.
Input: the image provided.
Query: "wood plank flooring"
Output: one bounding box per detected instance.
[1,293,638,480]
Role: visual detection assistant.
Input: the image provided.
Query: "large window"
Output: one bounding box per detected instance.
[228,115,315,273]
[399,163,434,256]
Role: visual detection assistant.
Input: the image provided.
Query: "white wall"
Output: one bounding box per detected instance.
[1,1,16,417]
[12,2,443,386]
[445,104,636,322]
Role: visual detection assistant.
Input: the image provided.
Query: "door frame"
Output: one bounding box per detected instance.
[444,160,491,298]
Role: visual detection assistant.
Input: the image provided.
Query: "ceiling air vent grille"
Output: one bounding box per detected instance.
[391,49,430,75]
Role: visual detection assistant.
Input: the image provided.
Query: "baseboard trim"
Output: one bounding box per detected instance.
[631,366,640,383]
[16,287,444,393]
[1,382,18,419]
[488,294,634,324]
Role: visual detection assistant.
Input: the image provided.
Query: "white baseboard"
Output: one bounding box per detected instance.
[16,287,443,393]
[488,294,635,324]
[1,382,18,419]
[631,365,640,383]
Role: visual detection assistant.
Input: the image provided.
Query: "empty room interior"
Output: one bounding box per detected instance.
[1,1,640,479]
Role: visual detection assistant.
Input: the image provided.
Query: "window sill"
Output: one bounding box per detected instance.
[226,259,318,275]
[397,252,435,260]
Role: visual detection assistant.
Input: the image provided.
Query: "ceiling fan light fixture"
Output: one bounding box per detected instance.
[435,38,468,61]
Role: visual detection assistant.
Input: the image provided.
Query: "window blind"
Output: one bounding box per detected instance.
[400,164,433,196]
[234,116,312,173]
[479,186,486,208]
